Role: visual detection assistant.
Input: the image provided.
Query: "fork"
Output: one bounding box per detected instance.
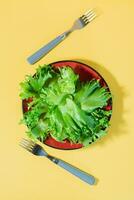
[27,9,97,64]
[20,138,96,185]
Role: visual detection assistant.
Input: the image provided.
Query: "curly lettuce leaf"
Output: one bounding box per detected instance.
[74,79,100,104]
[19,65,53,99]
[75,79,111,112]
[40,67,78,107]
[81,87,111,112]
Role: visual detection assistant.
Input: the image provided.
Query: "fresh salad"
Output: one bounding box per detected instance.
[20,64,112,146]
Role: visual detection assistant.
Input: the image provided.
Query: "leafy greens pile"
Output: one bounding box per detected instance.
[20,65,112,146]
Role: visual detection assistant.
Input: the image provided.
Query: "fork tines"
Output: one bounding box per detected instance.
[80,9,97,25]
[19,138,35,153]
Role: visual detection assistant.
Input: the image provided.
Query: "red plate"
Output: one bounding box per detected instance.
[22,60,112,150]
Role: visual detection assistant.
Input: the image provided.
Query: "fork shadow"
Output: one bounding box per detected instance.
[73,58,126,147]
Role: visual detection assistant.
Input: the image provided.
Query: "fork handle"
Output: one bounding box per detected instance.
[47,155,95,185]
[27,31,71,64]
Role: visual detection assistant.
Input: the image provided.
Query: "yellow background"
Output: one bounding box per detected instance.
[0,0,133,199]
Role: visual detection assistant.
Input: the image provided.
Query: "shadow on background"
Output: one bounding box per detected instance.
[73,58,126,147]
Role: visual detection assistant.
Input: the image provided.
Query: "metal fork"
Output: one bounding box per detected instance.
[20,138,96,185]
[27,9,97,64]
